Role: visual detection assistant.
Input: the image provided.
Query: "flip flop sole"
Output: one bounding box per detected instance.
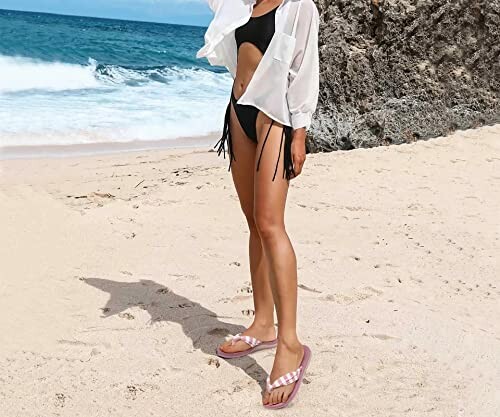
[216,339,278,359]
[263,345,312,410]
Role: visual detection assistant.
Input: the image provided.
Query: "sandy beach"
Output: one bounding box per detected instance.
[1,124,499,416]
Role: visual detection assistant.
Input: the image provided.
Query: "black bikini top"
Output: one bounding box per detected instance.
[235,5,279,55]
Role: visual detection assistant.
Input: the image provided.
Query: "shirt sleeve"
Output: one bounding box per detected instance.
[205,0,221,12]
[286,0,320,130]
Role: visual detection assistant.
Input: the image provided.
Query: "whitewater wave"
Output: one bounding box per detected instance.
[0,55,101,93]
[0,10,229,151]
[0,55,228,94]
[0,54,233,147]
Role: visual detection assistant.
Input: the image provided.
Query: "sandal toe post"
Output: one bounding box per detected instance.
[216,333,278,359]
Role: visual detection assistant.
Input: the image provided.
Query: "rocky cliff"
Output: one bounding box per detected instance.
[309,0,500,151]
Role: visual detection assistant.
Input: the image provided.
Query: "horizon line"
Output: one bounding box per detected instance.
[0,7,209,28]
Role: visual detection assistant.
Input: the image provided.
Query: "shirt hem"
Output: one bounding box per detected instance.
[236,98,292,128]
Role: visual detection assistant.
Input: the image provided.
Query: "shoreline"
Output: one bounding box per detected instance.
[0,132,220,161]
[1,123,498,162]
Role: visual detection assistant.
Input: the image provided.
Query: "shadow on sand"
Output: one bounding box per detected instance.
[83,277,268,390]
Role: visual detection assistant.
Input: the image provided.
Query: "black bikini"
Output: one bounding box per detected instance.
[235,5,279,55]
[214,5,295,181]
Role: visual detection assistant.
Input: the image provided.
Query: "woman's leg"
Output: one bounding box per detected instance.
[219,101,276,354]
[253,112,304,406]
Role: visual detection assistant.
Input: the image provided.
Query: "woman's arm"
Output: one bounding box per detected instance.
[286,0,320,131]
[286,0,320,177]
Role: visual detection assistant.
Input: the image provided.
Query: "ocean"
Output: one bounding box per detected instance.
[0,9,231,154]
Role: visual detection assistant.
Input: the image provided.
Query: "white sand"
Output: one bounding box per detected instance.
[1,124,499,416]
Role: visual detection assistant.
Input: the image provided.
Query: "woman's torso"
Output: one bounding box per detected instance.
[232,0,283,100]
[197,0,318,129]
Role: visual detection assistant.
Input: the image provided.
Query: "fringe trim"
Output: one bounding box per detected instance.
[282,125,295,181]
[256,123,295,182]
[214,99,295,181]
[213,100,235,171]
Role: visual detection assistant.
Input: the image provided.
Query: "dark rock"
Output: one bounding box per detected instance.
[308,0,500,152]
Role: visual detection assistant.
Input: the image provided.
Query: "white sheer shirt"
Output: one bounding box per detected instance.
[196,0,320,130]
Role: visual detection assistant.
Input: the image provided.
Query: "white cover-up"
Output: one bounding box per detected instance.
[196,0,320,130]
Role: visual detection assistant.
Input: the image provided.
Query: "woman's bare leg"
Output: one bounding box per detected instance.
[253,113,304,406]
[219,102,276,354]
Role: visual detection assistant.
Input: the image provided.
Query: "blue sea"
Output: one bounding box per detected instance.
[0,9,231,152]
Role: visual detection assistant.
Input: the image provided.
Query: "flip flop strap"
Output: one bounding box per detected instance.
[266,366,303,393]
[230,333,261,348]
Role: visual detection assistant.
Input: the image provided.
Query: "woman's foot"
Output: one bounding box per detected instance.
[262,340,304,406]
[219,322,276,354]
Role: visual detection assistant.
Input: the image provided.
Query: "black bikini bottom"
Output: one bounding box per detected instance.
[232,87,264,142]
[213,87,295,181]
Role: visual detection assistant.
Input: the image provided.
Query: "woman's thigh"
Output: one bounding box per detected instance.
[229,101,257,220]
[253,111,289,228]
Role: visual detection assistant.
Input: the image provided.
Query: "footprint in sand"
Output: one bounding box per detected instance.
[54,393,67,408]
[242,309,255,317]
[298,283,322,294]
[321,286,383,305]
[174,302,195,309]
[207,358,220,368]
[208,328,231,337]
[232,294,253,303]
[118,312,135,320]
[125,385,144,400]
[297,203,319,211]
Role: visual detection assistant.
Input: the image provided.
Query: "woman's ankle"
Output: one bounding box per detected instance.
[249,319,276,334]
[251,316,275,328]
[277,334,302,351]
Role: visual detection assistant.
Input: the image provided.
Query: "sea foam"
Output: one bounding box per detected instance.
[0,55,100,93]
[0,10,232,150]
[0,55,232,147]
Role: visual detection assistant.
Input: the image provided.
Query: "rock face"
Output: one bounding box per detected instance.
[309,0,500,152]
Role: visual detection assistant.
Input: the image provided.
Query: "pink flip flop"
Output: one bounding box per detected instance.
[216,333,278,359]
[263,345,312,409]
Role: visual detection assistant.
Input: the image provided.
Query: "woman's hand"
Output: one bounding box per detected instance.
[291,128,307,179]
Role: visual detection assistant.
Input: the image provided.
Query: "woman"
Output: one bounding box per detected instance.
[196,0,320,409]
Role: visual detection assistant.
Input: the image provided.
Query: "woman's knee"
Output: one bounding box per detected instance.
[253,209,283,241]
[241,207,258,232]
